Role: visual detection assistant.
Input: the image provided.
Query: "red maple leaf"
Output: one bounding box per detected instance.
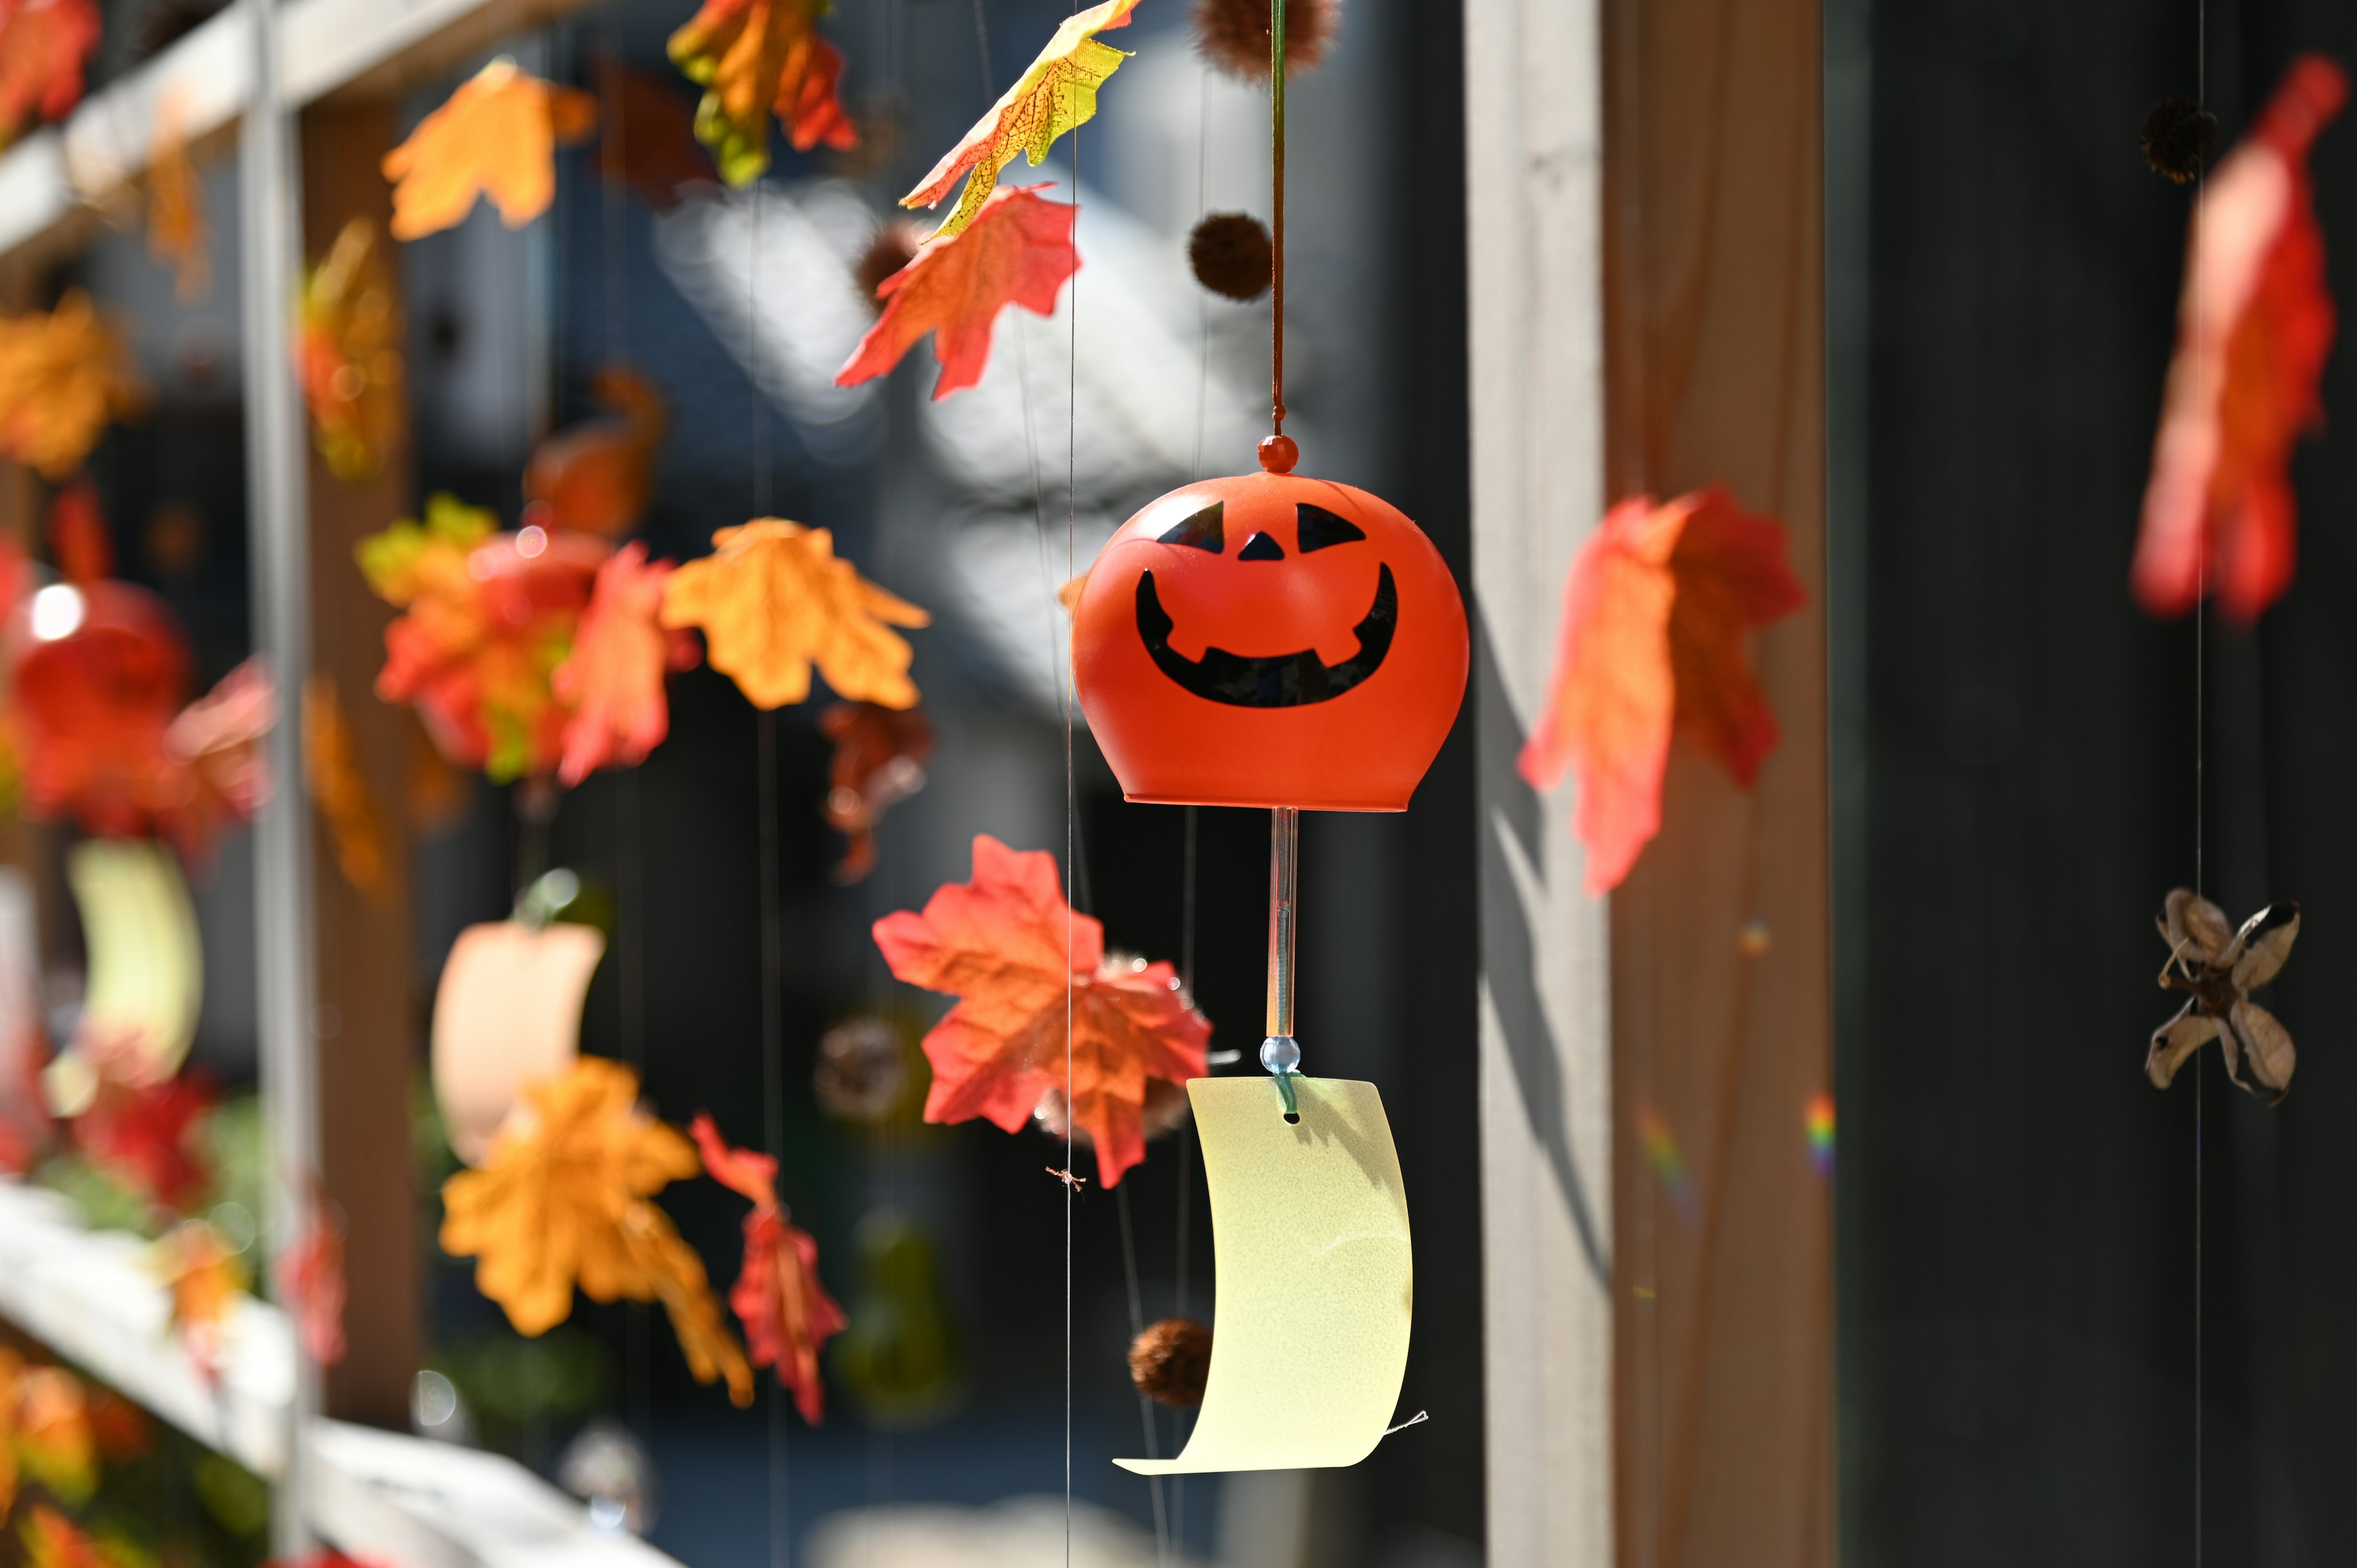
[0,0,99,144]
[71,1063,217,1213]
[689,1114,845,1424]
[2134,55,2347,622]
[551,543,697,787]
[1519,487,1806,894]
[872,835,1209,1188]
[835,184,1080,400]
[276,1187,348,1366]
[819,701,933,883]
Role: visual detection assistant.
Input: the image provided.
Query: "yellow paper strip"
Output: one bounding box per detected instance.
[1115,1075,1412,1474]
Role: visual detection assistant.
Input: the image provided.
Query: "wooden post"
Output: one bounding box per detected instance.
[1467,0,1832,1561]
[1600,0,1832,1563]
[296,102,420,1432]
[1465,0,1616,1564]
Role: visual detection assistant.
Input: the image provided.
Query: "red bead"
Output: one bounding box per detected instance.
[1258,434,1299,474]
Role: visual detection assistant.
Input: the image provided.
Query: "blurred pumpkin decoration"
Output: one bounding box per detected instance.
[8,486,274,850]
[296,218,404,481]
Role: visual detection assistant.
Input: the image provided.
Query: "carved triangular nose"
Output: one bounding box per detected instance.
[1238,531,1285,560]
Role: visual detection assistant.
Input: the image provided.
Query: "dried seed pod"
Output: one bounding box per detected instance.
[1189,214,1274,302]
[1129,1316,1213,1408]
[1192,0,1339,81]
[2142,97,2218,183]
[853,222,927,316]
[815,1018,910,1122]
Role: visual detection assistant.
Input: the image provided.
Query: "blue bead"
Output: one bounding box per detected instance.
[1260,1035,1301,1075]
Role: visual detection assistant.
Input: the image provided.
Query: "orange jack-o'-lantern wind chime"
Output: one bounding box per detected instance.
[1071,0,1466,1473]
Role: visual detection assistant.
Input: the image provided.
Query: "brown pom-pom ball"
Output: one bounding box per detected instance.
[1190,214,1274,301]
[814,1017,910,1122]
[853,222,927,316]
[2142,97,2218,184]
[1193,0,1339,80]
[1129,1317,1213,1407]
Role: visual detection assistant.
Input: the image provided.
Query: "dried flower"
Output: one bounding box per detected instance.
[2147,888,2300,1102]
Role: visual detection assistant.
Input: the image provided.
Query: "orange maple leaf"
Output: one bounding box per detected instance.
[872,834,1210,1188]
[524,365,667,537]
[0,0,98,145]
[819,700,932,882]
[1519,487,1806,895]
[440,1057,754,1404]
[381,59,598,242]
[667,0,854,187]
[276,1189,348,1366]
[11,1364,95,1505]
[690,1114,846,1423]
[660,519,928,710]
[0,291,143,479]
[551,543,698,787]
[594,59,714,210]
[837,183,1080,398]
[302,675,389,898]
[297,218,405,482]
[146,91,209,303]
[2134,55,2346,622]
[358,496,608,781]
[158,1219,244,1383]
[900,0,1139,239]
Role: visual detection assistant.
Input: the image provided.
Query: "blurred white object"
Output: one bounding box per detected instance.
[431,921,606,1164]
[557,1416,657,1535]
[806,1496,1199,1568]
[935,511,1120,714]
[916,170,1271,507]
[654,179,882,463]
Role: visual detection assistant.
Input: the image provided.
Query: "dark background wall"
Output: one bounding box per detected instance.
[1838,1,2357,1562]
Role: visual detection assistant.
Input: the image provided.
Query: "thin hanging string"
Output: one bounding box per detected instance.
[1171,803,1197,1539]
[1269,0,1287,434]
[748,118,788,1568]
[1116,1183,1173,1561]
[597,27,657,1465]
[1193,64,1211,477]
[2191,7,2207,1566]
[1065,12,1081,1562]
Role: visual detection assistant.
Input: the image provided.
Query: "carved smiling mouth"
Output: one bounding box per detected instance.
[1134,564,1398,707]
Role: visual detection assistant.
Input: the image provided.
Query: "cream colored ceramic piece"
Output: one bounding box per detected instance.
[1116,1075,1412,1474]
[432,920,605,1164]
[69,840,203,1079]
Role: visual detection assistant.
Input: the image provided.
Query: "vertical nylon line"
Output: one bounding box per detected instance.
[748,112,786,1568]
[1064,6,1083,1566]
[1269,0,1287,433]
[1116,1183,1172,1561]
[2191,11,2206,1567]
[600,26,656,1465]
[761,711,789,1568]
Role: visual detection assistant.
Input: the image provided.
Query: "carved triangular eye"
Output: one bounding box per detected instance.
[1157,501,1226,552]
[1295,503,1366,553]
